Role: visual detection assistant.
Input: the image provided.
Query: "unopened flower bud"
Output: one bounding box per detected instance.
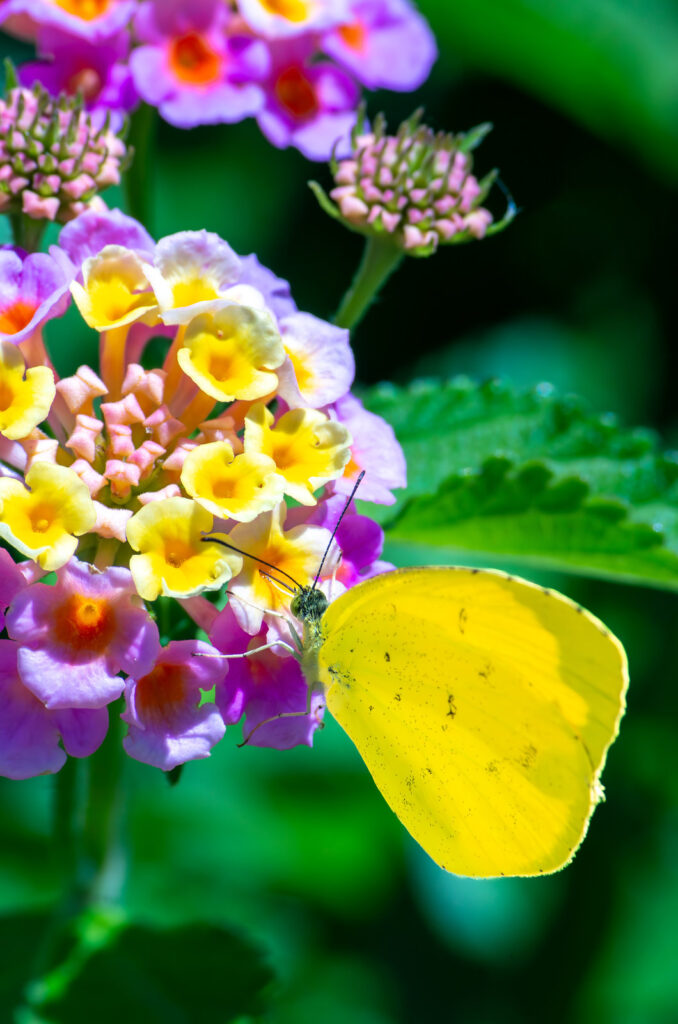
[311,110,515,257]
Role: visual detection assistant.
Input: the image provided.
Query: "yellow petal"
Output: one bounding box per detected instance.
[0,461,96,570]
[244,403,351,505]
[127,496,242,600]
[177,305,283,402]
[181,441,285,522]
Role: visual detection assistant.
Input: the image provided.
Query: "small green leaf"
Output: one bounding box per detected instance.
[362,378,678,590]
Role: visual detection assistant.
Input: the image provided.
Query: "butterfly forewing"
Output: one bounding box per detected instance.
[316,567,627,878]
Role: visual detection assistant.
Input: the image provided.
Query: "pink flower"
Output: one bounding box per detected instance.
[210,605,324,750]
[322,0,436,91]
[330,392,406,504]
[289,493,394,585]
[257,37,359,160]
[130,0,269,128]
[0,639,108,779]
[58,208,155,269]
[122,639,231,770]
[0,0,137,42]
[19,26,138,131]
[0,548,27,629]
[6,558,161,709]
[0,247,73,345]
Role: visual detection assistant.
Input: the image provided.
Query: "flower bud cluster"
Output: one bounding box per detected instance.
[317,111,511,256]
[0,75,128,223]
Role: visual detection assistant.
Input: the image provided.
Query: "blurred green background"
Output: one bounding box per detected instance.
[2,1,678,1021]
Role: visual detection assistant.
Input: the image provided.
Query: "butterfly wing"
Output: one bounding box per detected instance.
[316,567,627,878]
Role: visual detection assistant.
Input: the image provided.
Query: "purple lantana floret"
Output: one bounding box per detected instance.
[322,0,437,92]
[19,27,138,131]
[330,392,406,504]
[0,0,137,42]
[277,312,354,409]
[0,247,73,344]
[0,639,108,779]
[210,605,325,750]
[130,0,269,129]
[122,639,230,771]
[6,558,161,709]
[58,207,155,269]
[257,38,359,161]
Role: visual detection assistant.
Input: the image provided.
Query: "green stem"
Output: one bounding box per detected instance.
[333,235,404,331]
[124,103,158,232]
[19,708,127,1016]
[9,213,48,254]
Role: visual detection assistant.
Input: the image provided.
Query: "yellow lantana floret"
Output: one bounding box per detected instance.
[181,441,285,523]
[0,462,96,570]
[227,503,334,620]
[244,403,352,505]
[126,496,243,601]
[0,341,56,440]
[177,306,284,402]
[71,245,158,331]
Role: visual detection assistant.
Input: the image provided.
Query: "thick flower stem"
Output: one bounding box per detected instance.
[333,235,404,331]
[9,213,48,254]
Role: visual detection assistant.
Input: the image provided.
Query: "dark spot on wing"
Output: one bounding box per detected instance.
[478,662,494,680]
[394,692,401,702]
[542,587,550,596]
[384,651,390,662]
[368,705,374,712]
[458,607,468,634]
[470,568,480,575]
[447,694,457,719]
[486,761,498,774]
[405,774,416,791]
[519,744,538,769]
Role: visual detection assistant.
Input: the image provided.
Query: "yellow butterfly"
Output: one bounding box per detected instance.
[290,565,628,879]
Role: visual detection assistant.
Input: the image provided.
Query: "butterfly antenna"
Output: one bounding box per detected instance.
[203,535,303,590]
[312,470,365,589]
[259,571,296,596]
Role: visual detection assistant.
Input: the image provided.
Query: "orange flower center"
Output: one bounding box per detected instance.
[0,380,15,412]
[261,0,309,22]
[66,67,103,100]
[135,662,189,726]
[55,594,115,650]
[0,300,37,335]
[170,33,221,86]
[338,20,367,52]
[55,0,111,20]
[275,66,318,120]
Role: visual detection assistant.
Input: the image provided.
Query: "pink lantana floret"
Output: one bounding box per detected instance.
[122,639,230,770]
[330,392,406,504]
[6,558,161,709]
[322,0,437,92]
[0,639,108,780]
[0,247,73,344]
[0,0,137,41]
[19,26,138,131]
[210,605,324,750]
[130,0,269,129]
[257,38,359,161]
[276,312,354,409]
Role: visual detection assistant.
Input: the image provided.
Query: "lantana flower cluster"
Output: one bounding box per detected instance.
[0,0,437,159]
[313,112,511,256]
[0,208,406,778]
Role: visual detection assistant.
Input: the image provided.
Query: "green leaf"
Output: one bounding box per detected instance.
[40,921,273,1024]
[362,377,678,590]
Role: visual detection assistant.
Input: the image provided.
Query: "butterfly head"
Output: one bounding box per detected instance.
[291,586,328,625]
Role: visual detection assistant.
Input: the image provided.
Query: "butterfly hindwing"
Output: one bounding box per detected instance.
[315,567,627,878]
